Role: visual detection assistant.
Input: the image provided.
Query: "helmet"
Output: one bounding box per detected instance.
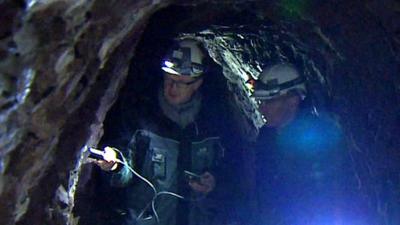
[252,63,307,100]
[161,39,205,77]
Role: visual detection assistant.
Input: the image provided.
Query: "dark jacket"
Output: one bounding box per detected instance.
[101,90,228,225]
[254,111,364,225]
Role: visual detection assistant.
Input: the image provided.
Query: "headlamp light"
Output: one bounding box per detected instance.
[161,58,204,77]
[252,76,306,100]
[164,60,175,68]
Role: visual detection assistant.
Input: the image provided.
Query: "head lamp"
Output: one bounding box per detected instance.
[161,58,204,77]
[252,76,306,100]
[161,39,205,77]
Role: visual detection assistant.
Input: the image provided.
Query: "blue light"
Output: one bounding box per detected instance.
[276,116,342,154]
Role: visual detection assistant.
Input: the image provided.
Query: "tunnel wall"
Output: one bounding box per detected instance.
[0,0,399,224]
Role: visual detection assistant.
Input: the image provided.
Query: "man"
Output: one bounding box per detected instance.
[251,63,365,224]
[94,39,227,225]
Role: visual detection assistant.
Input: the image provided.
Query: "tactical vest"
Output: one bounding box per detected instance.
[127,129,224,225]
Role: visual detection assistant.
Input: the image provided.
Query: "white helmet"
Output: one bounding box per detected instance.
[252,63,307,100]
[161,39,205,77]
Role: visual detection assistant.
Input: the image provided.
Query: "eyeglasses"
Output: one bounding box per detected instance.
[164,76,200,89]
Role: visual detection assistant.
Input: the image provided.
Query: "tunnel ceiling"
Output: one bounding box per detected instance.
[0,0,399,224]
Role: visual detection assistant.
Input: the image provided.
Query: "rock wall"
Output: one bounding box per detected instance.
[0,0,399,224]
[0,1,169,224]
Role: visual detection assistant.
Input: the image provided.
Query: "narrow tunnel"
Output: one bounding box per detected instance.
[0,1,399,225]
[72,3,399,225]
[74,4,255,224]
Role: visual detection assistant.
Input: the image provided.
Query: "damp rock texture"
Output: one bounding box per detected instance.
[0,1,169,224]
[0,0,399,225]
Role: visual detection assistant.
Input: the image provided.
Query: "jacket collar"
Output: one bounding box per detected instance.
[158,88,202,129]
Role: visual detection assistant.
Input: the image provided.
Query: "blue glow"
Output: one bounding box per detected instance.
[256,114,371,225]
[27,0,39,9]
[257,198,371,225]
[277,116,342,154]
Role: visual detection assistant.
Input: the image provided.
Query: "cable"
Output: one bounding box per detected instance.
[152,191,185,222]
[112,148,157,196]
[90,146,185,224]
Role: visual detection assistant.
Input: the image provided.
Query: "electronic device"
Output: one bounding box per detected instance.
[87,147,106,160]
[184,170,201,183]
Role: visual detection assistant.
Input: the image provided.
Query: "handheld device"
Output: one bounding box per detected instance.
[184,170,201,183]
[88,147,105,160]
[87,147,121,162]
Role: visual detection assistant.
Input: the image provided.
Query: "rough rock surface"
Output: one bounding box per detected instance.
[0,0,399,225]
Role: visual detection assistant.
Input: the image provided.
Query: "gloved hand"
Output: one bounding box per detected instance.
[93,147,119,171]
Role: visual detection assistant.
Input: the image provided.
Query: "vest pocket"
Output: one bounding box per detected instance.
[151,151,166,179]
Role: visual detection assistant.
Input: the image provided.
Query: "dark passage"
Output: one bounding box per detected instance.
[74,3,400,225]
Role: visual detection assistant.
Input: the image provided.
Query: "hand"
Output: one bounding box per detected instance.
[94,159,118,171]
[93,147,119,171]
[188,172,216,194]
